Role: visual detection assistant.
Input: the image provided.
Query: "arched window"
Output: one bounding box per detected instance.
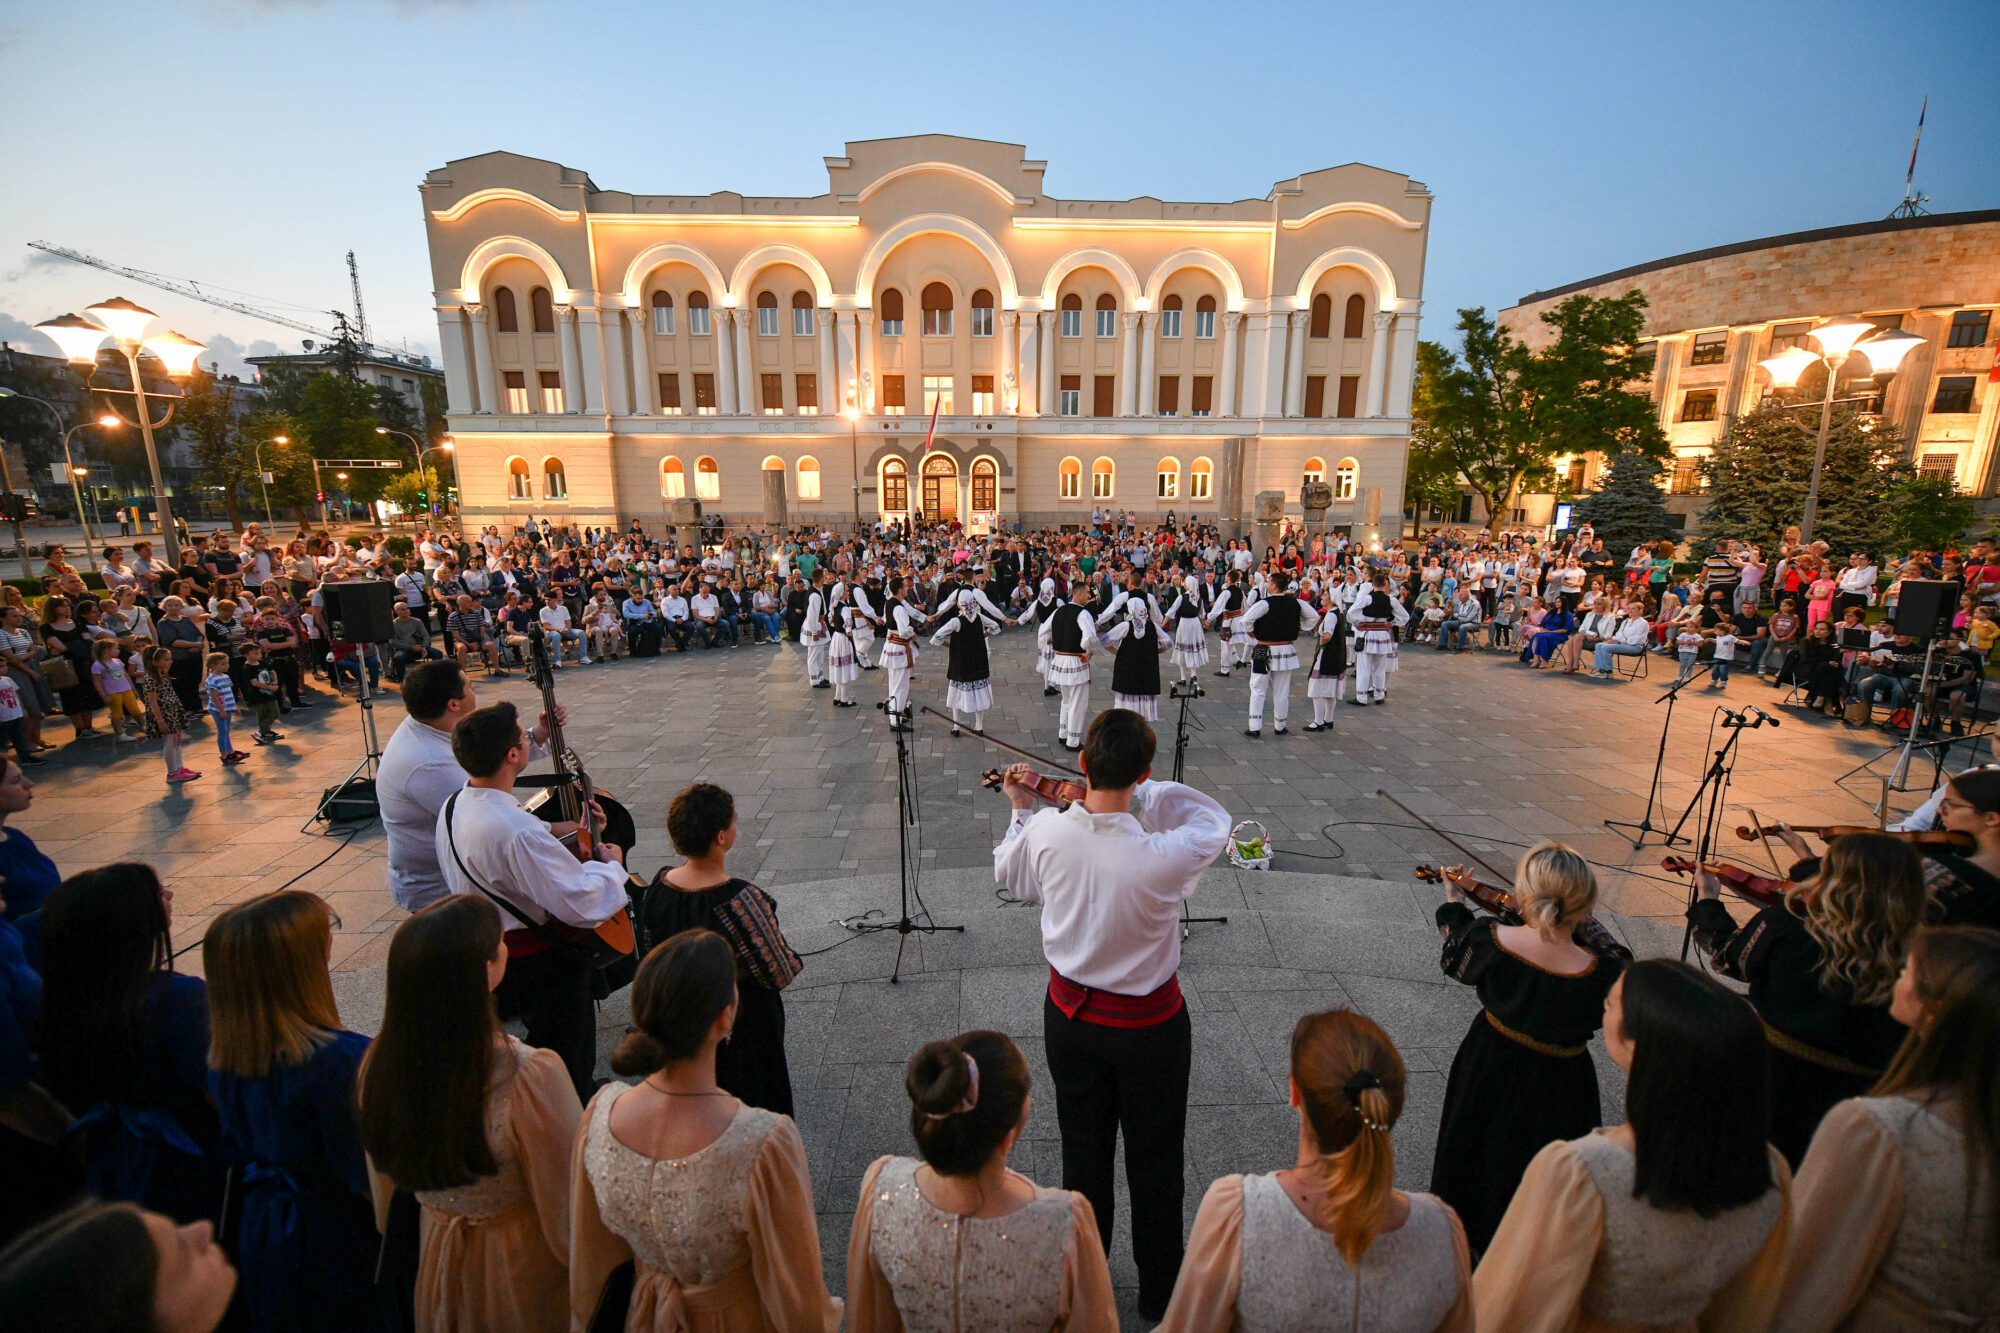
[542,457,567,500]
[1156,456,1179,500]
[695,456,720,500]
[970,288,994,338]
[881,457,909,513]
[507,457,531,500]
[922,282,954,337]
[651,290,674,336]
[530,287,555,334]
[686,290,711,337]
[761,455,785,471]
[1334,458,1358,500]
[880,288,905,335]
[1091,457,1115,500]
[1302,456,1326,487]
[661,456,685,498]
[756,290,779,337]
[797,455,821,501]
[1159,293,1183,340]
[791,290,815,337]
[1194,294,1217,340]
[1310,293,1333,339]
[493,287,519,333]
[1189,456,1213,500]
[1060,292,1084,339]
[1094,293,1117,339]
[971,458,996,512]
[1344,294,1366,339]
[1058,456,1082,500]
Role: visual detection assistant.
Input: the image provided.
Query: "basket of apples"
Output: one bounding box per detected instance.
[1227,819,1273,871]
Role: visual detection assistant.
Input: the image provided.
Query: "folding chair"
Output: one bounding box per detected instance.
[1615,646,1650,680]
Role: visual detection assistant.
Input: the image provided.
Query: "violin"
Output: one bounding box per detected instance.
[1731,823,1975,854]
[982,767,1088,810]
[1660,857,1795,910]
[1414,865,1632,960]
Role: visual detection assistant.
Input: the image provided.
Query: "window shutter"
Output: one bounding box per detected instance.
[1304,376,1326,417]
[1158,376,1180,413]
[1336,376,1359,418]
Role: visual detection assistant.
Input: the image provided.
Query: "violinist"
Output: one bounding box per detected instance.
[1688,833,1925,1168]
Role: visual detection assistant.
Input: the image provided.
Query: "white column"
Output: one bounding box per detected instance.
[835,310,858,411]
[715,309,739,415]
[1037,312,1057,416]
[1965,378,2000,496]
[1218,311,1241,419]
[1237,313,1269,417]
[732,307,755,415]
[1119,311,1141,416]
[576,307,608,416]
[998,310,1019,414]
[1283,311,1309,416]
[557,306,584,414]
[435,305,473,414]
[1386,311,1421,419]
[856,310,877,411]
[817,310,838,411]
[1369,310,1395,417]
[1654,335,1686,432]
[627,307,654,415]
[466,304,496,413]
[1137,312,1157,416]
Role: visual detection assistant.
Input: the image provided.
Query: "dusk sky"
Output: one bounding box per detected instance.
[3,0,1994,378]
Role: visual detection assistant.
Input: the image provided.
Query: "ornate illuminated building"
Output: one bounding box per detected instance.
[419,135,1430,537]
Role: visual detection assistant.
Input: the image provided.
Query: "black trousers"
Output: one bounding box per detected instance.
[1043,996,1192,1311]
[494,947,597,1102]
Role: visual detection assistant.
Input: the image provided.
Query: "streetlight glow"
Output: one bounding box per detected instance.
[1855,329,1925,377]
[33,314,109,367]
[84,297,158,344]
[97,415,119,428]
[1807,318,1879,364]
[141,330,206,379]
[272,435,288,444]
[1757,346,1819,391]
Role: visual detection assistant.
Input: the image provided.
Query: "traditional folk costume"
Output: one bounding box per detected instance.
[1102,604,1164,721]
[1205,584,1251,677]
[1017,579,1062,696]
[994,775,1231,1319]
[1352,586,1409,704]
[828,604,861,707]
[931,607,998,736]
[1165,579,1209,681]
[1304,604,1349,732]
[1040,600,1099,751]
[849,583,881,669]
[881,596,923,723]
[800,583,831,688]
[1233,589,1318,737]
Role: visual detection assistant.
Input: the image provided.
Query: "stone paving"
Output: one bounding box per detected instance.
[13,628,1983,1327]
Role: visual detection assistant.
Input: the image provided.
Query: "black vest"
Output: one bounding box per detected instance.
[1167,592,1197,625]
[1257,595,1302,642]
[1050,604,1088,655]
[1112,620,1161,696]
[1032,597,1059,624]
[1361,591,1396,621]
[1314,610,1349,676]
[946,614,991,683]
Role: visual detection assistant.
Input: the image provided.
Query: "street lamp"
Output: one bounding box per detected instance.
[1756,319,1921,545]
[252,434,287,529]
[34,299,205,564]
[0,388,119,570]
[843,393,862,529]
[376,425,453,519]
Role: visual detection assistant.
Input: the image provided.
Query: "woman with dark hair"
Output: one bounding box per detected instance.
[570,929,838,1331]
[1159,1010,1469,1331]
[32,863,225,1224]
[39,596,102,741]
[1922,768,2000,929]
[0,1198,237,1333]
[203,891,380,1333]
[1779,618,1844,714]
[638,782,799,1115]
[1475,960,1791,1327]
[1690,832,1926,1165]
[358,894,580,1332]
[1778,925,2000,1329]
[846,1030,1115,1332]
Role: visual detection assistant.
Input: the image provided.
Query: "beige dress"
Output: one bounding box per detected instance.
[369,1037,582,1333]
[845,1155,1118,1333]
[1474,1133,1792,1333]
[1776,1096,1999,1332]
[569,1085,840,1332]
[1155,1173,1472,1333]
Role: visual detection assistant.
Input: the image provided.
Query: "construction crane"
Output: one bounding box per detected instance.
[346,250,368,345]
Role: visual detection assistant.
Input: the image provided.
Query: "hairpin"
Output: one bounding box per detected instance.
[1342,1069,1391,1133]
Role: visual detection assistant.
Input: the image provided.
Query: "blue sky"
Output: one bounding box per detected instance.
[2,0,1993,377]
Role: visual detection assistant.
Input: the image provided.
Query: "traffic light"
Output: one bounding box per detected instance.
[0,495,26,523]
[316,490,326,503]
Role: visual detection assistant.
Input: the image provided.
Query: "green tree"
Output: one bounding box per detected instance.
[290,371,405,508]
[175,369,262,531]
[1693,405,1909,558]
[1413,292,1667,535]
[1402,427,1465,539]
[383,465,442,519]
[241,409,317,529]
[1571,450,1678,559]
[1887,471,1979,552]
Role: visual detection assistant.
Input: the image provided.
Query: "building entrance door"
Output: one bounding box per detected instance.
[922,454,958,522]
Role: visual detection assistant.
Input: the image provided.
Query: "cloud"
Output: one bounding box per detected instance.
[0,312,56,356]
[198,333,284,381]
[2,251,71,286]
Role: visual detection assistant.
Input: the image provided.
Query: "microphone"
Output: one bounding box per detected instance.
[1747,705,1781,728]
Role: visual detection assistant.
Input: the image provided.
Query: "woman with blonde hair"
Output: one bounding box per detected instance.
[203,891,381,1333]
[1691,832,1926,1166]
[1159,1010,1470,1331]
[1428,840,1626,1251]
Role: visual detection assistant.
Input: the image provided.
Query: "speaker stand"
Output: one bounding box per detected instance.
[303,665,386,832]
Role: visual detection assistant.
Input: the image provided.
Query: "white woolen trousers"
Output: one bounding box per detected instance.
[806,640,828,684]
[885,664,911,713]
[1058,682,1091,743]
[1355,654,1390,700]
[1248,668,1294,729]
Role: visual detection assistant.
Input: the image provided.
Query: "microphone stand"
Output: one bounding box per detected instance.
[1672,707,1773,960]
[1604,660,1711,848]
[842,703,962,982]
[1170,678,1228,938]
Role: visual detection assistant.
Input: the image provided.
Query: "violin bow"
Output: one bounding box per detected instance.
[1746,807,1786,878]
[1375,791,1514,889]
[916,706,1085,779]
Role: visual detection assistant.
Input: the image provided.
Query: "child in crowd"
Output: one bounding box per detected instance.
[1709,627,1737,687]
[90,639,146,737]
[0,671,31,765]
[1969,604,1999,658]
[1673,625,1705,685]
[140,646,198,782]
[238,643,284,746]
[203,651,246,765]
[1487,595,1518,649]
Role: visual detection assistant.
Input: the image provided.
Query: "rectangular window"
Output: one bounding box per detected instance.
[793,306,815,337]
[510,468,532,499]
[695,465,719,501]
[757,306,779,337]
[687,305,711,336]
[1769,321,1812,353]
[798,465,821,500]
[1681,389,1718,422]
[1157,468,1177,499]
[971,374,994,416]
[1060,308,1082,339]
[1689,330,1728,366]
[1194,308,1215,339]
[1059,467,1080,499]
[1092,466,1114,500]
[1159,309,1182,339]
[795,374,817,414]
[1872,314,1904,331]
[1191,376,1213,417]
[882,375,906,415]
[1157,376,1180,417]
[1059,374,1081,417]
[1303,375,1326,418]
[504,370,529,415]
[693,373,717,415]
[658,373,682,413]
[653,304,675,336]
[1093,375,1115,418]
[1670,457,1702,494]
[1190,468,1211,499]
[1336,375,1360,418]
[923,308,952,337]
[1919,452,1958,478]
[761,373,784,414]
[1934,376,1977,414]
[922,375,953,415]
[1095,308,1116,339]
[883,470,908,512]
[970,307,993,338]
[1949,310,1992,348]
[973,469,996,512]
[881,314,904,337]
[538,370,564,414]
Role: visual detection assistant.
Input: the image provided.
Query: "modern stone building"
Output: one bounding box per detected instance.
[419,135,1430,538]
[1499,209,2000,530]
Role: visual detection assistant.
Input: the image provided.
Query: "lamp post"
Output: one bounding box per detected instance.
[34,300,204,565]
[252,434,286,529]
[376,426,454,520]
[0,388,119,568]
[417,441,454,518]
[1757,320,1925,546]
[844,390,862,530]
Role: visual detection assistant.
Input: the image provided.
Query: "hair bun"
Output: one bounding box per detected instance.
[905,1040,971,1117]
[609,1029,669,1079]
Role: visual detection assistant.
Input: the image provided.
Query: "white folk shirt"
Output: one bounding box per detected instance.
[1233,596,1322,642]
[435,783,629,934]
[1838,564,1879,597]
[994,780,1230,995]
[378,717,547,913]
[802,590,828,643]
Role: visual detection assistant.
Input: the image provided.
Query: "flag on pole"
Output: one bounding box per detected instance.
[921,393,941,455]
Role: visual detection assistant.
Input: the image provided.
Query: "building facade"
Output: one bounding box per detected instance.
[1498,209,2000,529]
[246,347,444,426]
[419,135,1430,537]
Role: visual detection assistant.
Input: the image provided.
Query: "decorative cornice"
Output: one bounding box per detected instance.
[431,188,582,224]
[1280,201,1424,231]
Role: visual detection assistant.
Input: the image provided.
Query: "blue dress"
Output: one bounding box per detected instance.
[0,826,60,968]
[1525,610,1575,663]
[210,1031,385,1333]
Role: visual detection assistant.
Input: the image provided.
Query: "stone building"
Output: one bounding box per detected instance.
[1498,209,2000,531]
[419,135,1430,538]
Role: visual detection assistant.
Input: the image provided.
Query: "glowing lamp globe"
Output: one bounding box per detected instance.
[1758,347,1819,391]
[1855,329,1925,378]
[97,415,119,428]
[1808,319,1879,364]
[84,297,159,345]
[141,331,207,380]
[33,314,110,367]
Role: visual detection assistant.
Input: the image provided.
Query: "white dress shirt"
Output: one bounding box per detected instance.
[435,784,629,933]
[1838,564,1879,596]
[994,780,1230,995]
[378,716,548,912]
[1233,596,1322,640]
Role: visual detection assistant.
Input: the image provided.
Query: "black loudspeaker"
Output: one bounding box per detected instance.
[322,580,397,643]
[1892,579,1955,640]
[318,777,379,824]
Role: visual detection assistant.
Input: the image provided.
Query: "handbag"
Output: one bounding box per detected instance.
[40,657,77,692]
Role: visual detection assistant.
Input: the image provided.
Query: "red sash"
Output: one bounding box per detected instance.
[1048,967,1183,1029]
[503,927,551,959]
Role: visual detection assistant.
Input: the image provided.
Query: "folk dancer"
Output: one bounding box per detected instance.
[1352,574,1409,705]
[992,708,1231,1320]
[879,576,924,726]
[1102,599,1164,721]
[931,603,999,737]
[1205,578,1250,678]
[939,565,1009,624]
[1165,575,1209,683]
[1017,577,1062,697]
[1232,571,1318,738]
[800,569,832,690]
[1304,598,1349,732]
[828,601,861,708]
[850,577,883,669]
[1041,584,1100,752]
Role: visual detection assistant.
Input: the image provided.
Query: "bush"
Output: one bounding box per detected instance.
[383,535,414,560]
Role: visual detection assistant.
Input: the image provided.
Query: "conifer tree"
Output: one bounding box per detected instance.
[1570,450,1677,558]
[1693,405,1908,558]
